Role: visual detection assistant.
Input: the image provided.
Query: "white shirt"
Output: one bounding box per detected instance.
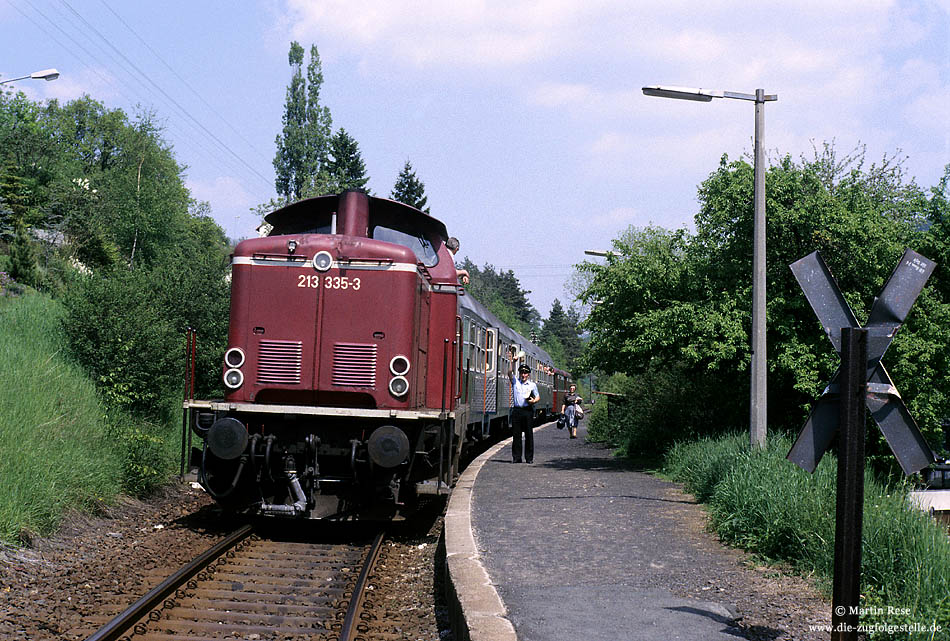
[510,373,539,408]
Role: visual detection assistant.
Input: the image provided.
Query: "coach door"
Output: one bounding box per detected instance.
[480,328,497,437]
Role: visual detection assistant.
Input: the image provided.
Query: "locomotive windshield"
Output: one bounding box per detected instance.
[370,220,440,266]
[267,212,333,236]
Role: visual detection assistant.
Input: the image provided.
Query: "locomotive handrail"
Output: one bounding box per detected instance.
[336,256,394,265]
[179,327,197,478]
[455,315,463,401]
[417,262,432,281]
[250,252,309,261]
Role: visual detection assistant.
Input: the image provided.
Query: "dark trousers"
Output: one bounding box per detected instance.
[511,406,534,462]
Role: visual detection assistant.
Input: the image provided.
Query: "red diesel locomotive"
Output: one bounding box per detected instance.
[185,191,570,519]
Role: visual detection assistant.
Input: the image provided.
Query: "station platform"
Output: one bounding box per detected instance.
[443,419,816,641]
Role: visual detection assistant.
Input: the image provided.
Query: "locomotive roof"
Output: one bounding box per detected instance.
[459,291,556,367]
[264,192,449,240]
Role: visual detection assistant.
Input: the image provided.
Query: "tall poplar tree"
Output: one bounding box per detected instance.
[273,42,334,200]
[391,160,429,212]
[305,44,333,195]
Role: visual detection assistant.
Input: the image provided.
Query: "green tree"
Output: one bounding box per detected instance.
[273,42,309,200]
[391,160,429,212]
[8,219,38,286]
[326,128,370,193]
[458,258,539,333]
[579,147,950,459]
[273,42,334,200]
[540,298,583,372]
[305,44,333,195]
[0,154,33,241]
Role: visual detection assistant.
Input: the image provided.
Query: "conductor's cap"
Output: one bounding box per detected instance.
[518,365,531,374]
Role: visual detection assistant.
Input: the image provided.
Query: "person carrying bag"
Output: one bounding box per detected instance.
[560,384,583,439]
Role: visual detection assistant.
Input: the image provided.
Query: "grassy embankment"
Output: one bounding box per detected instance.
[0,292,180,545]
[661,433,950,639]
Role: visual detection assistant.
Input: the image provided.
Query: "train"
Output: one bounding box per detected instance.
[184,190,571,519]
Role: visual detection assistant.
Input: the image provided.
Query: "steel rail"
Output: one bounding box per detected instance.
[339,530,386,641]
[85,524,253,641]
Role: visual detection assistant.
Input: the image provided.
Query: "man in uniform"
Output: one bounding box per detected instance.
[508,346,539,463]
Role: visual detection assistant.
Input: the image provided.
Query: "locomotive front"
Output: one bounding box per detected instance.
[192,191,461,519]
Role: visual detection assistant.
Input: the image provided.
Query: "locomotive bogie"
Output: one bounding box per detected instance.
[195,404,452,519]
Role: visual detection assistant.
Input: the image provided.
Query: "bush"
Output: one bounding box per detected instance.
[60,268,180,421]
[586,366,732,458]
[107,410,180,497]
[8,221,38,287]
[662,433,950,639]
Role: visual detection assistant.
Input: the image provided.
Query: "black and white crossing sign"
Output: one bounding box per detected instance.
[787,249,938,475]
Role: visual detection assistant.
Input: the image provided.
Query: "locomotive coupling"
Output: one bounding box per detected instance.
[207,417,248,460]
[261,455,309,516]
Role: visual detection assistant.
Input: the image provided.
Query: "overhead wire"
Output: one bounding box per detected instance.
[97,0,268,160]
[10,0,263,191]
[55,0,273,191]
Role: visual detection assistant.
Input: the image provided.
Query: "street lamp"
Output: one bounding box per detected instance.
[0,68,60,85]
[643,84,777,449]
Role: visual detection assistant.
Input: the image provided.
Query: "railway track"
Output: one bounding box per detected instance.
[86,525,386,641]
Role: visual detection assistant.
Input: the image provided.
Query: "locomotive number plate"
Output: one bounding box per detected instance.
[297,275,362,290]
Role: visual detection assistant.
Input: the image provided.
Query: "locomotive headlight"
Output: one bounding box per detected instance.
[312,250,333,272]
[389,355,411,376]
[224,347,245,368]
[389,375,409,397]
[224,368,244,389]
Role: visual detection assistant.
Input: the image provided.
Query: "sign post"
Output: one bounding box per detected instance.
[831,327,867,640]
[788,249,937,640]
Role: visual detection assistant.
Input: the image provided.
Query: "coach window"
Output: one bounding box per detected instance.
[468,321,477,371]
[478,327,486,373]
[485,329,496,373]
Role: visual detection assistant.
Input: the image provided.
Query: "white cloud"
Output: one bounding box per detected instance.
[279,0,612,68]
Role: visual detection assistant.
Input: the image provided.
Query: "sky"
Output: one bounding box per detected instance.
[2,0,949,319]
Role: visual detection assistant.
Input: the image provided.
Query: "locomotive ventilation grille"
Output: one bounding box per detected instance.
[332,343,378,387]
[256,340,303,385]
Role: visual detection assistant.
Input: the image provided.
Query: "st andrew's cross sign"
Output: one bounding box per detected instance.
[787,249,937,475]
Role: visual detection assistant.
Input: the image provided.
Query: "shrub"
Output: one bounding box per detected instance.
[60,268,180,421]
[586,365,733,458]
[106,411,179,497]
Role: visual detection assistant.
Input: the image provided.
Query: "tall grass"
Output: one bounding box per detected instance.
[663,433,950,639]
[0,294,125,542]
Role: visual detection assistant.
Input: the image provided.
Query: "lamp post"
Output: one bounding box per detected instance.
[642,84,777,449]
[0,68,60,85]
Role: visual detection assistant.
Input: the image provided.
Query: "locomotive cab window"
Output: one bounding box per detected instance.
[267,210,335,236]
[369,216,440,267]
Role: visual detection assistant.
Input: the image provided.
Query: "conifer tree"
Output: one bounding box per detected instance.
[9,219,38,287]
[391,160,430,213]
[326,128,370,193]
